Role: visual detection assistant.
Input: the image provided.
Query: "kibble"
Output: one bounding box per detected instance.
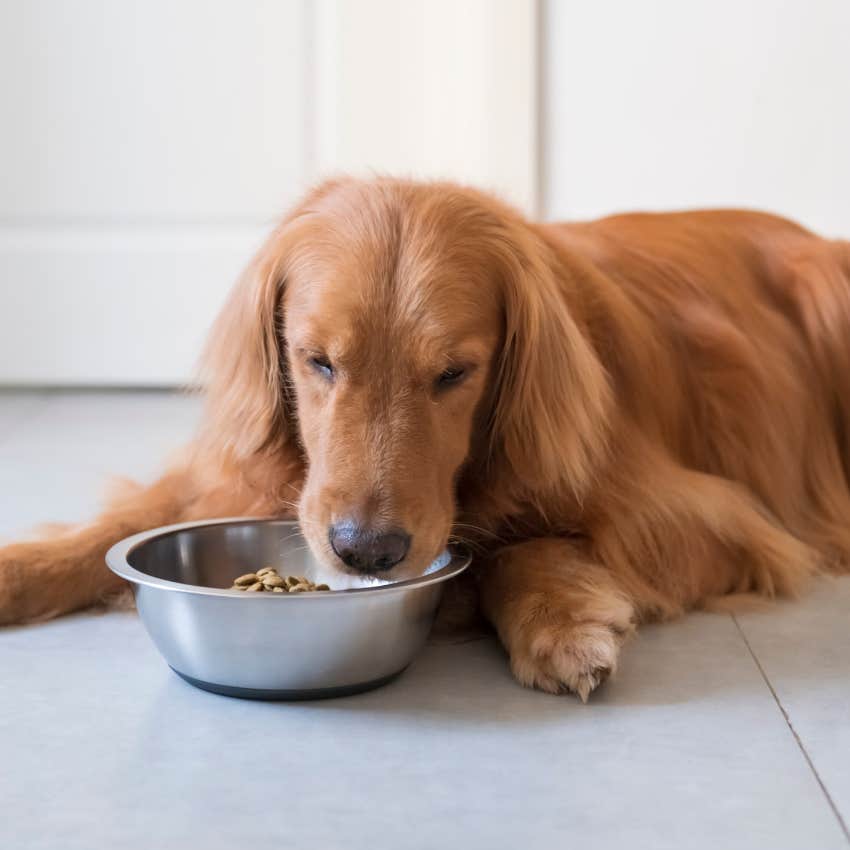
[233,573,259,586]
[230,566,331,594]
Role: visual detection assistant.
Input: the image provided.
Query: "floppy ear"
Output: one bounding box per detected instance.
[489,225,612,503]
[198,221,296,459]
[198,178,356,460]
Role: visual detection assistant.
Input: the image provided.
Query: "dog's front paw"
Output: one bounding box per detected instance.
[508,614,633,702]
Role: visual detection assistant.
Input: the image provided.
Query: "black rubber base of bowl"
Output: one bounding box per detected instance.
[171,667,405,701]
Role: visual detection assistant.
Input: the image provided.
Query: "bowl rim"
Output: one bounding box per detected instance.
[105,517,471,599]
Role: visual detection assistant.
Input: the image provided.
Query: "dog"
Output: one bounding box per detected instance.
[2,177,849,700]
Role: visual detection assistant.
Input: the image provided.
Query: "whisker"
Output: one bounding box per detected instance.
[275,497,302,513]
[275,531,305,544]
[447,534,489,555]
[450,522,506,545]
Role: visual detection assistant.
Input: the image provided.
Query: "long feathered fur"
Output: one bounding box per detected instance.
[2,178,848,699]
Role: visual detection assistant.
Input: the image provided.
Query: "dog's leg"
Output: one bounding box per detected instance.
[1,467,200,625]
[590,461,822,615]
[479,539,636,701]
[480,465,821,699]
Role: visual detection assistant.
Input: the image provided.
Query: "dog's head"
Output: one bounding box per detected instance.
[202,178,609,578]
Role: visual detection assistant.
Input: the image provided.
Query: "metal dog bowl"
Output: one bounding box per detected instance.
[106,518,470,700]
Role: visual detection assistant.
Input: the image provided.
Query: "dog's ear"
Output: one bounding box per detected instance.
[199,178,355,460]
[488,224,612,502]
[198,219,297,459]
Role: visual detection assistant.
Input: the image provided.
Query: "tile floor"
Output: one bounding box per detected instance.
[0,390,848,850]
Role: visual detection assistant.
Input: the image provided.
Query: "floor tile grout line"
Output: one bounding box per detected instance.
[732,613,850,845]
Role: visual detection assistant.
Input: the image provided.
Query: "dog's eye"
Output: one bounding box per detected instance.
[309,356,334,380]
[436,366,466,388]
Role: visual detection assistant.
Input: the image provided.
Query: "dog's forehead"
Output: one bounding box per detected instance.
[284,218,500,356]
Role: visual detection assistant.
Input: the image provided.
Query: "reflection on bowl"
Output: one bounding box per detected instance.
[106,518,470,700]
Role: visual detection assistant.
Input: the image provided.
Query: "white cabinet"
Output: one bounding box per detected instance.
[0,0,535,385]
[0,0,313,384]
[2,0,847,384]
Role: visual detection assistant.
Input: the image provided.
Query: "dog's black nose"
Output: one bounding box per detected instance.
[328,521,411,572]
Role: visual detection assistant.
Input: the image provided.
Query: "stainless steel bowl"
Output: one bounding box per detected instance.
[106,518,470,700]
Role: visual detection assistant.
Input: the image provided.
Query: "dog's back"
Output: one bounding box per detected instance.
[545,209,850,569]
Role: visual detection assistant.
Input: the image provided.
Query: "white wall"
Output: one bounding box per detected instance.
[542,0,850,236]
[4,0,848,385]
[0,0,536,386]
[0,0,313,385]
[313,0,538,214]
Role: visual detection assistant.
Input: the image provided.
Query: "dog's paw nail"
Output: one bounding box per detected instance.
[510,619,626,700]
[575,666,611,703]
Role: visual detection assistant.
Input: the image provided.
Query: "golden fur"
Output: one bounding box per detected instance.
[2,177,849,700]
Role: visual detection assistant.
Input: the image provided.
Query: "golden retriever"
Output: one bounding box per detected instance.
[2,177,849,700]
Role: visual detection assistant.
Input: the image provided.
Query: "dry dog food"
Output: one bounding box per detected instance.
[231,566,330,593]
